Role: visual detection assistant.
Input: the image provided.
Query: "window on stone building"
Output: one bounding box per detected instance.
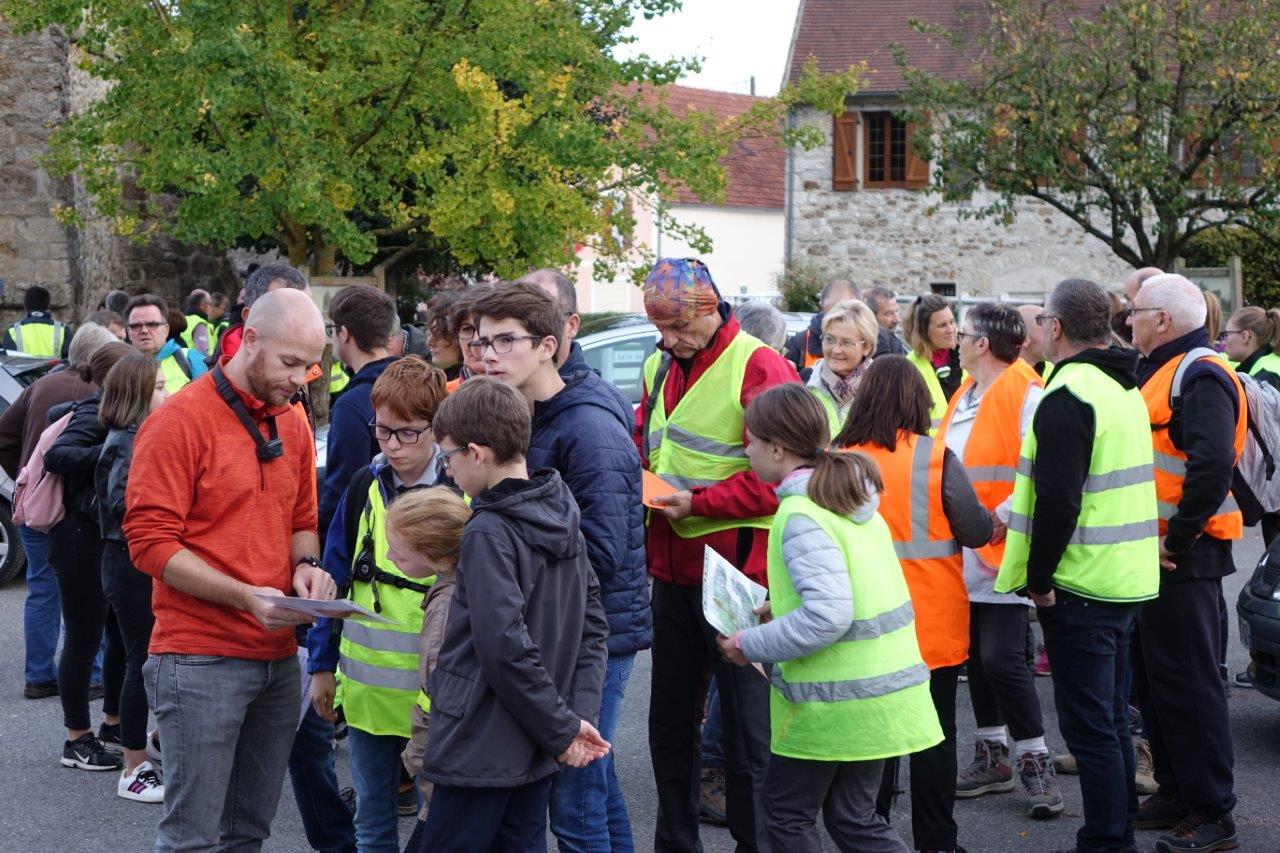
[865,111,926,189]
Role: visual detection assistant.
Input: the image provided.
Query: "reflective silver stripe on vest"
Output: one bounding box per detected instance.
[1009,512,1157,546]
[659,474,722,491]
[337,655,421,692]
[903,436,958,560]
[343,620,421,655]
[1016,455,1034,478]
[839,599,915,642]
[664,423,747,458]
[965,464,1017,483]
[647,427,664,455]
[1153,451,1187,477]
[930,417,942,430]
[1158,495,1238,522]
[770,661,930,704]
[1083,463,1154,492]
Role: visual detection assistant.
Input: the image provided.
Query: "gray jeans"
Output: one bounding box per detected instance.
[762,755,908,853]
[143,652,300,853]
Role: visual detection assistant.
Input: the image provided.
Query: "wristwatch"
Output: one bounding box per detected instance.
[295,555,323,570]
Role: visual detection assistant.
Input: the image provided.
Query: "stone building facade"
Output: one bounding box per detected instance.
[0,21,235,325]
[786,104,1132,297]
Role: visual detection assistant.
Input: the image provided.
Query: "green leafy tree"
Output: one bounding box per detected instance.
[895,0,1280,270]
[4,1,860,278]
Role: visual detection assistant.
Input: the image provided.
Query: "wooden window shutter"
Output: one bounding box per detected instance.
[833,113,858,191]
[905,120,930,188]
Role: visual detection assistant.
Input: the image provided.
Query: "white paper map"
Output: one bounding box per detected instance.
[702,546,769,636]
[252,594,395,625]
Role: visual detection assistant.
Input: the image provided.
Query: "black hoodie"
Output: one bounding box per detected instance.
[1027,346,1140,595]
[424,469,608,788]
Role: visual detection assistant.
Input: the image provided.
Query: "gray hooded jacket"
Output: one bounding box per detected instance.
[424,469,609,788]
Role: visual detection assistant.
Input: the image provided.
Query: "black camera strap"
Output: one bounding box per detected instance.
[211,365,284,462]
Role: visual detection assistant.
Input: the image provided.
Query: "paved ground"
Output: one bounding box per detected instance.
[4,530,1280,851]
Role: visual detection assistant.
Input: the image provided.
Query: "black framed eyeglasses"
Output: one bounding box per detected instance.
[465,333,541,356]
[368,421,431,445]
[434,446,467,472]
[126,321,167,333]
[1033,314,1058,327]
[1124,307,1165,320]
[455,323,478,343]
[325,322,339,336]
[955,330,985,341]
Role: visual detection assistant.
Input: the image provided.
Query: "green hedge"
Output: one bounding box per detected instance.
[1182,228,1280,307]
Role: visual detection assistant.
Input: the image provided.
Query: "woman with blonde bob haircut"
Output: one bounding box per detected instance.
[96,352,169,802]
[805,299,879,433]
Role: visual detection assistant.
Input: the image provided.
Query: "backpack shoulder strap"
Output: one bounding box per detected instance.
[641,353,673,461]
[342,466,378,564]
[1169,346,1223,409]
[173,348,193,380]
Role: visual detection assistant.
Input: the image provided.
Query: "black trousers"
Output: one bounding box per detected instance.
[49,514,122,732]
[100,540,154,751]
[1132,578,1236,817]
[418,778,551,852]
[649,580,772,852]
[875,665,960,850]
[966,603,1044,741]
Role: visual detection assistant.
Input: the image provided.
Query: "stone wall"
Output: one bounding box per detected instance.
[788,105,1132,297]
[0,21,238,325]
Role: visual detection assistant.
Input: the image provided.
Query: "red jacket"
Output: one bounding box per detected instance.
[634,315,800,586]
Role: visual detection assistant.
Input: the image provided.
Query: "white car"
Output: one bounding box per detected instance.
[576,312,811,408]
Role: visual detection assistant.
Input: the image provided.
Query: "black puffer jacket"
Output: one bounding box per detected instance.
[95,426,136,542]
[44,393,106,521]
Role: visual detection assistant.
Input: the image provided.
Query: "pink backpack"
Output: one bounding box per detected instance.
[12,410,74,533]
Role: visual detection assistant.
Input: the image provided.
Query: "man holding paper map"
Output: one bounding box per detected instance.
[124,288,333,853]
[636,257,800,852]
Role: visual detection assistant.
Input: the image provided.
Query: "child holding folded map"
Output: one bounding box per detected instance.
[715,384,942,853]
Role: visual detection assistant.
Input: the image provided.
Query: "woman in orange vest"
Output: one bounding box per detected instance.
[937,303,1062,819]
[835,355,993,853]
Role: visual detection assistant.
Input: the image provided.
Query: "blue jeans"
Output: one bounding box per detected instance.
[1039,591,1140,853]
[550,652,636,852]
[20,525,60,685]
[289,705,356,853]
[701,679,724,769]
[143,653,300,853]
[347,726,410,853]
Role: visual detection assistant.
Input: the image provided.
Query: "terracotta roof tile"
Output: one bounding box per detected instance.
[637,85,785,210]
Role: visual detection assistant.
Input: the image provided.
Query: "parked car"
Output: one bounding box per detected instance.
[1238,536,1280,701]
[0,352,62,584]
[576,311,811,408]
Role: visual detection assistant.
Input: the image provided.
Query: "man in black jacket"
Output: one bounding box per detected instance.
[1128,273,1241,853]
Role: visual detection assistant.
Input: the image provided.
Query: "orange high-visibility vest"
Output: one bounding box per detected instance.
[938,358,1043,567]
[445,376,463,394]
[803,330,821,369]
[1140,352,1246,540]
[846,432,968,669]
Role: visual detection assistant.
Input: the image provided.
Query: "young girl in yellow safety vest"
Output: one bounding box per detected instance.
[716,384,942,852]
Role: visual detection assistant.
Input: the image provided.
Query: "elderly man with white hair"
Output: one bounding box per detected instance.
[1127,272,1244,853]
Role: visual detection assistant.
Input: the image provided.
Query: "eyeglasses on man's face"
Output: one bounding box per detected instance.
[434,446,468,472]
[465,333,541,356]
[1034,314,1058,327]
[127,321,167,334]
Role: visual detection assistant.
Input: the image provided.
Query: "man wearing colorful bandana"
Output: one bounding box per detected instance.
[637,258,799,852]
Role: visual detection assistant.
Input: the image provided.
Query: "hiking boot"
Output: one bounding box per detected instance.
[88,683,104,701]
[397,784,418,816]
[340,786,357,813]
[698,767,728,826]
[1134,738,1157,796]
[98,722,123,753]
[1137,792,1189,830]
[1155,813,1239,852]
[1052,752,1078,775]
[23,680,58,699]
[61,733,123,771]
[956,739,1014,798]
[1018,751,1064,818]
[1034,644,1052,677]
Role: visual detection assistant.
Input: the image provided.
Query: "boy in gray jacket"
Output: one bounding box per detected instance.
[418,377,610,851]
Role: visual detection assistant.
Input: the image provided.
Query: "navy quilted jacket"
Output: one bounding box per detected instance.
[529,368,651,656]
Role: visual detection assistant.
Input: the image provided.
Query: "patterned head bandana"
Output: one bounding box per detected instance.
[642,258,722,322]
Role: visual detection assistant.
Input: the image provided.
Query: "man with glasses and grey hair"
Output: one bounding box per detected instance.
[995,278,1160,853]
[1126,272,1243,852]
